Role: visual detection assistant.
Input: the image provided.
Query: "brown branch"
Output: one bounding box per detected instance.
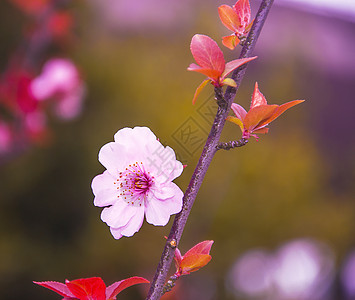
[145,1,274,299]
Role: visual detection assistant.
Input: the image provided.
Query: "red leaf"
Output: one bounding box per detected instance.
[265,100,305,124]
[218,5,241,32]
[187,63,221,82]
[222,56,257,79]
[243,104,278,131]
[190,35,225,75]
[106,277,149,300]
[66,277,106,300]
[234,0,251,29]
[250,82,267,108]
[231,103,247,121]
[222,35,239,50]
[34,281,75,298]
[179,254,212,275]
[184,240,214,257]
[191,79,211,105]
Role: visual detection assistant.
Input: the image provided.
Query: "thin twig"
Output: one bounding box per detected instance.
[145,1,274,299]
[216,138,248,150]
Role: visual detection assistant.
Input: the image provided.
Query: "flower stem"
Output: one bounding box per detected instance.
[145,1,274,299]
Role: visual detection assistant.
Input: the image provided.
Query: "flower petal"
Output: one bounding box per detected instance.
[119,206,145,236]
[221,56,257,79]
[190,34,225,74]
[33,281,75,298]
[218,5,241,32]
[114,127,157,149]
[145,184,183,226]
[143,145,182,184]
[101,201,138,228]
[109,227,123,240]
[98,142,128,175]
[250,82,267,108]
[92,171,118,207]
[106,277,149,300]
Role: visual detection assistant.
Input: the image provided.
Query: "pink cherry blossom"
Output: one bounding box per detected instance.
[92,126,184,239]
[31,58,85,119]
[0,122,12,153]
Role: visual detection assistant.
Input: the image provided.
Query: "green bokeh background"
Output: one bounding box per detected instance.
[0,1,354,299]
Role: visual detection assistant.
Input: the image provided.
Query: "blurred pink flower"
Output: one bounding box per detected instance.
[0,122,12,153]
[92,126,184,239]
[31,58,85,119]
[24,110,48,143]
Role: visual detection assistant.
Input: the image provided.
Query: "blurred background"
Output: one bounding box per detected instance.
[0,0,355,299]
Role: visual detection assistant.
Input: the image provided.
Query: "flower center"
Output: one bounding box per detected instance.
[115,162,153,206]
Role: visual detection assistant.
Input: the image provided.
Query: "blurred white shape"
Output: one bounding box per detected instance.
[88,0,195,32]
[31,58,85,119]
[227,238,334,300]
[273,239,334,299]
[228,249,275,298]
[341,251,355,297]
[278,0,355,21]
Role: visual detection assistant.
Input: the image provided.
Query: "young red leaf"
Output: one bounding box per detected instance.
[188,34,257,104]
[190,34,225,75]
[179,254,212,275]
[222,56,257,78]
[243,104,278,131]
[184,240,214,257]
[33,281,74,298]
[34,276,149,300]
[218,0,253,49]
[234,0,251,29]
[228,82,305,140]
[106,277,149,300]
[191,79,211,105]
[66,277,106,300]
[218,5,241,32]
[174,240,214,277]
[222,35,240,50]
[250,82,267,108]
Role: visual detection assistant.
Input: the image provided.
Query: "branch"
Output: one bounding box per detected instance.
[216,138,248,150]
[145,1,274,299]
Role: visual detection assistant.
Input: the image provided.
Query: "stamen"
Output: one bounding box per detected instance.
[115,161,153,206]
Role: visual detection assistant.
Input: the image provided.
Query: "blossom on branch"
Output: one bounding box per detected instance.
[227,82,304,140]
[174,240,214,277]
[187,34,256,104]
[218,0,253,49]
[34,276,149,300]
[92,127,184,239]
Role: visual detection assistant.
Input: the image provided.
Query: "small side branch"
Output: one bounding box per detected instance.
[162,274,179,295]
[216,138,248,150]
